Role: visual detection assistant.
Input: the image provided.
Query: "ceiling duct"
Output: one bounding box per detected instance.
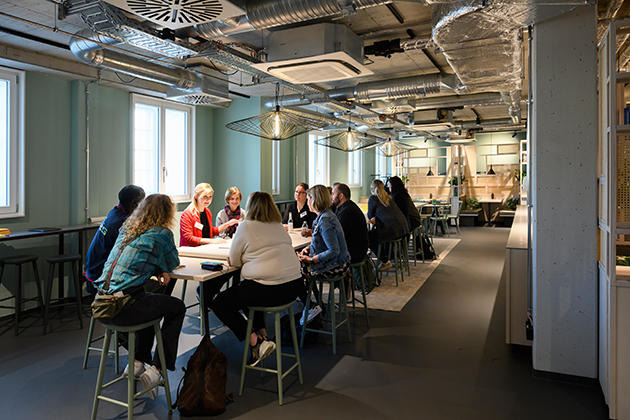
[251,23,373,84]
[166,64,230,105]
[413,109,455,130]
[102,0,244,30]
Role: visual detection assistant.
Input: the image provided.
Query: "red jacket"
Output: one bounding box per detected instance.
[179,207,219,247]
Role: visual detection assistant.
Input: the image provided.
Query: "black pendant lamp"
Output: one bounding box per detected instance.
[487,133,496,175]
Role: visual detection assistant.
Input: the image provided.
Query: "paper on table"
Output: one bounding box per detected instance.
[178,243,231,260]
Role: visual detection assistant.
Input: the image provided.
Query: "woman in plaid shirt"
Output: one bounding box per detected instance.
[95,193,185,400]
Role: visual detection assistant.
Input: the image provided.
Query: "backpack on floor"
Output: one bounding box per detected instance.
[173,334,234,416]
[421,233,438,260]
[360,255,379,291]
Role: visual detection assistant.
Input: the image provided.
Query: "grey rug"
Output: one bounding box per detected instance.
[359,237,460,312]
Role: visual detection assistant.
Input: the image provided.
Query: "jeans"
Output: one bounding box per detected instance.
[212,278,305,342]
[106,292,185,371]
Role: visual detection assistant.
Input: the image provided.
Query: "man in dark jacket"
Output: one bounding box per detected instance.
[84,185,145,294]
[331,183,368,264]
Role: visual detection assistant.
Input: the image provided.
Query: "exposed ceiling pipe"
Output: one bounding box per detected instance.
[413,92,508,110]
[70,31,196,90]
[331,74,459,102]
[365,37,432,57]
[500,90,522,123]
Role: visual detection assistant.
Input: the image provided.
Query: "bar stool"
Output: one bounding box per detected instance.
[91,318,172,420]
[239,301,303,405]
[301,275,352,354]
[410,226,425,266]
[43,253,83,334]
[0,255,44,336]
[376,238,408,287]
[83,315,121,373]
[348,260,370,326]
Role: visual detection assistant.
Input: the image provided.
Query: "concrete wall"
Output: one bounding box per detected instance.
[531,5,598,378]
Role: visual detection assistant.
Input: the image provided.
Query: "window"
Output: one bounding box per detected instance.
[348,150,362,187]
[309,132,329,186]
[375,153,387,180]
[131,94,194,202]
[0,67,24,219]
[272,141,280,195]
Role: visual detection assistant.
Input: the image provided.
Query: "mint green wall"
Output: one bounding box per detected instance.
[209,97,262,216]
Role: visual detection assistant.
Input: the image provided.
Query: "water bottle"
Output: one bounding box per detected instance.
[287,213,293,231]
[301,221,308,235]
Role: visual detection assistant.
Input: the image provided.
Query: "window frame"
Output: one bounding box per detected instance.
[348,149,363,188]
[272,141,280,195]
[0,67,25,219]
[130,94,195,202]
[309,132,329,186]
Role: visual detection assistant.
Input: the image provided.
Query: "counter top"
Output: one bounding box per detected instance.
[506,205,529,250]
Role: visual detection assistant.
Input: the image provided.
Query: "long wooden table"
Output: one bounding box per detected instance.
[171,230,311,335]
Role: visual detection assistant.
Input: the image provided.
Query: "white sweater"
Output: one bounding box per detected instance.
[228,220,301,285]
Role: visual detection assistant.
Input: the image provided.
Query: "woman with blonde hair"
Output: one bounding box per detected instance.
[212,191,304,366]
[179,183,239,247]
[216,186,246,239]
[94,194,185,400]
[367,179,409,269]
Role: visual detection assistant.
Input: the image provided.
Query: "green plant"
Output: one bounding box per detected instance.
[506,197,519,210]
[448,175,467,186]
[401,175,409,184]
[514,169,526,183]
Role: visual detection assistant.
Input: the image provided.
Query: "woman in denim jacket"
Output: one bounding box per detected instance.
[298,185,350,321]
[298,184,350,274]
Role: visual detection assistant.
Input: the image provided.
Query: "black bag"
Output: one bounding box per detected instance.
[420,233,437,260]
[173,335,234,416]
[359,256,379,291]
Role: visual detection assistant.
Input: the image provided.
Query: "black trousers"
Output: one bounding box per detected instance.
[106,292,185,371]
[211,278,305,342]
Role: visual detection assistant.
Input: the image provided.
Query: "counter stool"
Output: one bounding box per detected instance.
[239,301,303,405]
[301,275,351,354]
[91,318,172,420]
[83,315,121,373]
[410,226,425,266]
[43,253,83,334]
[0,255,44,336]
[376,238,408,287]
[348,260,370,326]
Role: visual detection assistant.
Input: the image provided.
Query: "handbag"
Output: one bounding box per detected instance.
[91,237,134,320]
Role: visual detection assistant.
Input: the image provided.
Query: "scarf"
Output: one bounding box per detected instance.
[224,205,241,238]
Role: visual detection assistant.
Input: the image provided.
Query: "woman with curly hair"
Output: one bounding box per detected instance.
[94,193,185,400]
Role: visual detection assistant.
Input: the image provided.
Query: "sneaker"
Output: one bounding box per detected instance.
[300,305,323,326]
[139,365,161,400]
[123,360,146,379]
[247,336,276,367]
[378,261,392,271]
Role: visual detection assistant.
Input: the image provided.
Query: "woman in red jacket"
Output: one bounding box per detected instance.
[179,183,238,247]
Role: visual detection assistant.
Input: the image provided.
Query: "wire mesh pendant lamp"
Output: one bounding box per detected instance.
[226,84,327,140]
[315,127,381,151]
[364,138,418,157]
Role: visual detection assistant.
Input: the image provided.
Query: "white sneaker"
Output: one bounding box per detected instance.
[123,361,146,379]
[378,261,392,271]
[300,305,322,326]
[139,365,161,400]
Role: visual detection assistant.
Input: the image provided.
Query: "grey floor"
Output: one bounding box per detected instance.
[0,227,610,420]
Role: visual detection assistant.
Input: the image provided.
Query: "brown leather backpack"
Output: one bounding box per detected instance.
[173,335,234,416]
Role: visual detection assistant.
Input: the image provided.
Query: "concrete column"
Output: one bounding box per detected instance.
[531,5,598,378]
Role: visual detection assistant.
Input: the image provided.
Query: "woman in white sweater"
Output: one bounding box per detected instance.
[211,191,304,366]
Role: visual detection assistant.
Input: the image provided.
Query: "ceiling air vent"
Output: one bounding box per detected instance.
[103,0,244,29]
[166,65,231,106]
[252,23,373,84]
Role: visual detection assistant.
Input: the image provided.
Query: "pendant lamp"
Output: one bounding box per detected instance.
[315,127,380,152]
[487,132,496,175]
[226,84,327,140]
[364,138,417,157]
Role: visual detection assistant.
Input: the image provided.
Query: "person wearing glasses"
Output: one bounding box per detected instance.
[179,183,239,247]
[283,182,316,234]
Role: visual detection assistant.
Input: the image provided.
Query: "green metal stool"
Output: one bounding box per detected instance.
[348,260,370,326]
[0,255,44,336]
[239,301,303,405]
[301,275,352,354]
[91,318,172,420]
[83,315,121,373]
[410,226,425,266]
[376,237,408,287]
[43,253,83,334]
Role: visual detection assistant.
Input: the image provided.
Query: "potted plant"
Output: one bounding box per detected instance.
[448,175,467,196]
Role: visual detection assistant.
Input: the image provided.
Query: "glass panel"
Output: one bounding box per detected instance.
[134,104,159,195]
[0,80,8,207]
[164,108,188,196]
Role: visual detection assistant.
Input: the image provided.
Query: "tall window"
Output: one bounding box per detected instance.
[132,94,194,202]
[309,132,329,186]
[272,141,280,195]
[348,150,362,187]
[0,67,24,219]
[375,153,388,180]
